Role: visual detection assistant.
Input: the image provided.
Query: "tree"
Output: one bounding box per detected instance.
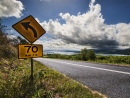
[17,36,29,44]
[10,36,29,47]
[0,18,9,45]
[80,48,87,61]
[0,18,16,60]
[87,50,96,60]
[80,48,96,61]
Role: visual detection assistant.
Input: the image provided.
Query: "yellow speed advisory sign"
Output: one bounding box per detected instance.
[18,44,43,59]
[12,15,46,43]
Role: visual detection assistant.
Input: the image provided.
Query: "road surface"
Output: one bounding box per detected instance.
[34,58,130,98]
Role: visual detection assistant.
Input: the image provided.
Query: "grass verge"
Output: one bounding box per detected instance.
[0,59,106,98]
[44,54,130,67]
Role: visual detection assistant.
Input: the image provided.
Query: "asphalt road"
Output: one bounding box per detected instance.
[34,58,130,98]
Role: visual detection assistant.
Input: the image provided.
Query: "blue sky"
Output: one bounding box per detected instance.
[1,0,130,54]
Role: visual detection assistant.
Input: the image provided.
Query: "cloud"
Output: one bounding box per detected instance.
[0,0,24,18]
[34,38,87,51]
[7,35,17,39]
[40,0,130,50]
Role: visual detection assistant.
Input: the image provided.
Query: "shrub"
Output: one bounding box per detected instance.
[87,50,96,60]
[80,48,87,61]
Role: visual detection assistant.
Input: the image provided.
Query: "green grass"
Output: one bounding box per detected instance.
[0,59,106,98]
[44,54,130,66]
[94,55,130,66]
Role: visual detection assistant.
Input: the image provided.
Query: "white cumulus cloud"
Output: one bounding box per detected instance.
[0,0,24,18]
[40,0,130,50]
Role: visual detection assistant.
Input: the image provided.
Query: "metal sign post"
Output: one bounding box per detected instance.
[18,44,43,81]
[12,15,46,82]
[31,58,33,81]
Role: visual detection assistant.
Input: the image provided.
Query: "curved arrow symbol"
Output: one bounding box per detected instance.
[21,22,37,38]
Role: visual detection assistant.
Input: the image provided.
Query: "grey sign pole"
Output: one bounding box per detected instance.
[31,58,33,81]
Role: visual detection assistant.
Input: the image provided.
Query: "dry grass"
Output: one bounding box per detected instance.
[0,59,106,98]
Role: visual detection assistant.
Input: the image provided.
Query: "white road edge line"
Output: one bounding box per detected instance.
[41,59,130,75]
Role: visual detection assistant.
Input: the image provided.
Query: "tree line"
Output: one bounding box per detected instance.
[45,49,130,65]
[45,48,96,61]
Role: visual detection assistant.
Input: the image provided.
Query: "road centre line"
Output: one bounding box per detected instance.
[43,59,130,75]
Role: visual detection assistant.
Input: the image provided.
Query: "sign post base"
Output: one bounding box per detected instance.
[31,58,33,81]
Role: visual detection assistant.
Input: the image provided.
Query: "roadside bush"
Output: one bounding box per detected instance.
[96,55,130,65]
[96,55,106,60]
[80,48,87,61]
[87,50,96,60]
[0,45,17,60]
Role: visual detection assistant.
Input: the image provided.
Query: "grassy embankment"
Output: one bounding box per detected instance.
[0,22,105,98]
[94,55,130,66]
[0,58,105,98]
[45,54,130,66]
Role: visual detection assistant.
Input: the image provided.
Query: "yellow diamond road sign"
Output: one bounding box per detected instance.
[12,15,46,43]
[18,44,43,59]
